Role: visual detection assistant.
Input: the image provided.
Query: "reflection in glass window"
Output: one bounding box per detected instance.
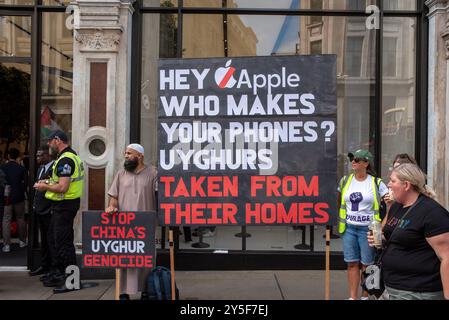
[310,40,322,54]
[383,0,416,11]
[183,15,224,58]
[346,0,368,10]
[184,0,221,7]
[143,0,178,6]
[383,37,397,77]
[381,17,416,181]
[141,14,177,167]
[0,0,34,4]
[0,63,30,155]
[0,16,31,57]
[42,0,69,5]
[345,37,363,77]
[41,13,73,144]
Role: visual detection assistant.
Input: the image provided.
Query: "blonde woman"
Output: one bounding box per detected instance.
[369,163,449,300]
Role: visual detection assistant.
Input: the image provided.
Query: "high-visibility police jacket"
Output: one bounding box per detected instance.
[338,174,382,234]
[45,151,84,201]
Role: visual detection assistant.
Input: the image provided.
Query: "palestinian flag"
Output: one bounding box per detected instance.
[40,106,62,139]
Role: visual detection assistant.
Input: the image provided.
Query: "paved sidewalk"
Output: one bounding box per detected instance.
[0,270,348,300]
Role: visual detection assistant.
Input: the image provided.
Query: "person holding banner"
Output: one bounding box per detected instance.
[106,143,158,300]
[338,149,391,300]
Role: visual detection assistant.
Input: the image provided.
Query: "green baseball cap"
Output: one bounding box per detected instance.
[348,149,373,162]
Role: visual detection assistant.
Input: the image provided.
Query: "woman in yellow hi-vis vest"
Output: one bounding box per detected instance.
[338,149,390,300]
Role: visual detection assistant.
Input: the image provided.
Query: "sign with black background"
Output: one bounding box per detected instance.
[158,55,337,226]
[82,211,156,269]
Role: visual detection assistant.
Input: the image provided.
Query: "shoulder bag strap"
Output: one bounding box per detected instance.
[378,196,424,262]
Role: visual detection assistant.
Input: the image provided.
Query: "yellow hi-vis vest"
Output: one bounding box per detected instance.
[45,151,84,201]
[338,174,382,234]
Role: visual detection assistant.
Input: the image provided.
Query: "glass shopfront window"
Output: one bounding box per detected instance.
[0,15,31,57]
[381,17,416,181]
[139,1,422,259]
[143,0,178,6]
[42,0,69,5]
[40,12,73,144]
[183,14,224,58]
[0,62,31,155]
[0,0,34,5]
[227,0,377,10]
[383,0,416,11]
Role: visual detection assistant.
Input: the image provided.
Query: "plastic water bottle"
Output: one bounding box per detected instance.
[369,219,383,249]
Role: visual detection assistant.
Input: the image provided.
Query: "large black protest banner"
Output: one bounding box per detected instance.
[82,211,156,268]
[158,55,337,226]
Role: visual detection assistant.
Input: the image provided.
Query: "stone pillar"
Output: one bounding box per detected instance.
[71,0,134,244]
[427,0,449,208]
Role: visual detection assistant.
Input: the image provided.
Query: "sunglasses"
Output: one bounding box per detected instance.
[351,158,367,163]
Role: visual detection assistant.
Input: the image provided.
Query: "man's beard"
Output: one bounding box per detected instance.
[49,146,58,156]
[124,159,138,172]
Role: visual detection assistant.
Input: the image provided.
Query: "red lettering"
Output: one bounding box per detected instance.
[282,176,297,197]
[299,203,314,224]
[314,203,330,223]
[277,202,297,224]
[91,226,99,238]
[245,203,261,224]
[173,178,189,197]
[160,176,175,197]
[136,227,146,239]
[299,176,319,196]
[250,176,320,197]
[176,204,193,224]
[261,203,277,223]
[191,176,206,197]
[223,177,238,197]
[84,254,154,268]
[267,177,282,197]
[190,204,207,224]
[208,177,222,197]
[250,176,265,197]
[101,212,109,224]
[125,228,136,238]
[127,212,136,223]
[223,204,238,224]
[160,203,174,224]
[207,203,222,224]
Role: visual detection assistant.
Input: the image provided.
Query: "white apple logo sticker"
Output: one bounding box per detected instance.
[214,59,237,89]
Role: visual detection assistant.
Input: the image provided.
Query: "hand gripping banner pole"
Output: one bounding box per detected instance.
[325,225,331,300]
[169,229,176,300]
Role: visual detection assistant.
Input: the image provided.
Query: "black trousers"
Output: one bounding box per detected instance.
[49,199,80,273]
[37,213,52,269]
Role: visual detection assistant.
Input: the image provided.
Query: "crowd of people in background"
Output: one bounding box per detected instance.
[0,148,28,253]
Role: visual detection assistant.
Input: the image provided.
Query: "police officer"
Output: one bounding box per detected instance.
[34,130,84,292]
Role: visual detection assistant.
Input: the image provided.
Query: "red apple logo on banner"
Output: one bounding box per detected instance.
[214,59,237,89]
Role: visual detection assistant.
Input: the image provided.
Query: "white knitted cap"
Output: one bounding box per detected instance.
[127,143,144,156]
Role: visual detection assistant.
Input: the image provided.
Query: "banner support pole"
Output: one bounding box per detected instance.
[169,229,176,300]
[325,225,331,300]
[115,268,121,300]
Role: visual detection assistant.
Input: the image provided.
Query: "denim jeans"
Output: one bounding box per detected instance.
[342,224,375,265]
